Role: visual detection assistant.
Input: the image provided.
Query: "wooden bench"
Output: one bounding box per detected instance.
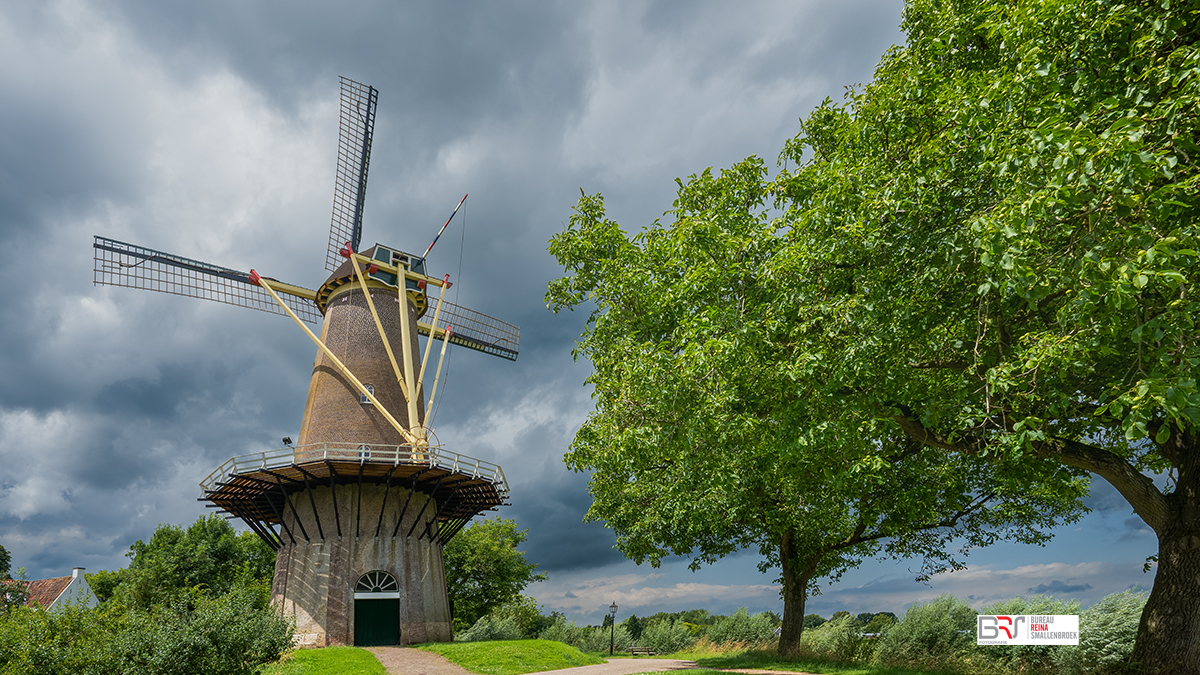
[630,647,657,656]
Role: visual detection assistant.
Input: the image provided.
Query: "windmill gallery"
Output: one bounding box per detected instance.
[92,78,520,647]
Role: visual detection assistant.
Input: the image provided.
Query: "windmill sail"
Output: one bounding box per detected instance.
[93,236,322,324]
[325,77,379,271]
[417,300,519,361]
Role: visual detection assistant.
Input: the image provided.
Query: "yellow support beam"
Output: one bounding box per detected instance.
[416,274,451,395]
[349,253,410,404]
[260,279,318,301]
[424,324,454,425]
[251,271,422,447]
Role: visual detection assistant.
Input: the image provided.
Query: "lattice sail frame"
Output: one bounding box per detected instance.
[93,236,322,324]
[94,236,520,361]
[417,300,519,361]
[326,77,379,271]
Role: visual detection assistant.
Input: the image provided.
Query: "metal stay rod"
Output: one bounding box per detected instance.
[272,475,310,543]
[421,476,471,541]
[324,460,343,538]
[295,466,325,541]
[407,474,447,538]
[374,465,400,538]
[393,467,433,538]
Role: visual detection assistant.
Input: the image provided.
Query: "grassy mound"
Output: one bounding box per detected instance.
[417,638,605,675]
[262,646,387,675]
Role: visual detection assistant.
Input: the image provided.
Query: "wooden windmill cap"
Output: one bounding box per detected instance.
[315,244,430,317]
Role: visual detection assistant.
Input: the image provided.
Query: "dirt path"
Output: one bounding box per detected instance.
[366,647,475,675]
[364,649,823,675]
[365,648,698,675]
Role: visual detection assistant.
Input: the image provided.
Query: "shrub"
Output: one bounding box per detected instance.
[974,594,1080,673]
[1054,589,1147,675]
[0,602,121,675]
[873,594,977,667]
[705,607,776,647]
[457,614,523,642]
[481,595,556,639]
[537,617,632,653]
[638,618,696,654]
[111,587,294,675]
[799,615,867,661]
[0,586,291,675]
[862,613,896,635]
[802,613,827,629]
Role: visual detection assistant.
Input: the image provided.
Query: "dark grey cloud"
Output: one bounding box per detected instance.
[1119,517,1154,542]
[0,0,956,613]
[1083,476,1132,513]
[1027,580,1094,595]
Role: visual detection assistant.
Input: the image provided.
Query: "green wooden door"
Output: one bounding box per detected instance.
[355,598,400,646]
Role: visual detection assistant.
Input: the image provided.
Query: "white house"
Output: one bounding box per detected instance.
[24,567,99,610]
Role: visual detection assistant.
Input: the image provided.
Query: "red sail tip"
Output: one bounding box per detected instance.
[248,270,261,286]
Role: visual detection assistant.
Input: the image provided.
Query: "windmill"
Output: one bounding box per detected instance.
[92,77,519,647]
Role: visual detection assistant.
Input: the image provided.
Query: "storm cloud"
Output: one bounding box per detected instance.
[0,0,1159,622]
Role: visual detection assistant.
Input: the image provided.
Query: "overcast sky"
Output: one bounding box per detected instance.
[0,0,1158,625]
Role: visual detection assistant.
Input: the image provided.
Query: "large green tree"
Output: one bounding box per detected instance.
[548,167,1084,655]
[99,515,275,608]
[442,517,546,632]
[761,0,1200,671]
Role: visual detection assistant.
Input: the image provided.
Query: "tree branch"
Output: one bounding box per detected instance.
[890,408,1170,537]
[1033,436,1169,535]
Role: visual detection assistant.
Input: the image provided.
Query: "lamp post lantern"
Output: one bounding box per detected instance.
[609,601,618,655]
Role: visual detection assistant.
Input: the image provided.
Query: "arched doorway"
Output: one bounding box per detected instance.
[354,570,400,646]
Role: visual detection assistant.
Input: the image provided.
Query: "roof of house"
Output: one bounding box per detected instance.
[24,576,71,608]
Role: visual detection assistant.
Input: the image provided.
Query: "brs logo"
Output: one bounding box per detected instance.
[978,615,1026,640]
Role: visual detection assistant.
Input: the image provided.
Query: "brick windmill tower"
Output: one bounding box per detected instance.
[92,77,519,647]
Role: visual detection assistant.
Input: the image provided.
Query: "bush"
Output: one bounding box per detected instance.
[537,617,632,653]
[480,595,556,639]
[862,613,896,635]
[873,594,977,667]
[705,607,777,647]
[0,602,121,674]
[0,586,291,675]
[1054,589,1147,675]
[457,613,524,642]
[799,615,867,661]
[638,618,696,654]
[802,613,827,629]
[111,587,293,675]
[974,594,1080,673]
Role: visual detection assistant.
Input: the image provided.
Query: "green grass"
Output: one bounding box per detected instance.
[674,648,978,675]
[416,639,605,675]
[261,646,387,675]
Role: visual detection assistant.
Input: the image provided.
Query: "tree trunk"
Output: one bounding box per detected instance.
[1128,430,1200,675]
[1131,523,1200,674]
[777,530,819,657]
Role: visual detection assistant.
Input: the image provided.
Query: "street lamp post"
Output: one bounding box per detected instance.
[609,601,618,656]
